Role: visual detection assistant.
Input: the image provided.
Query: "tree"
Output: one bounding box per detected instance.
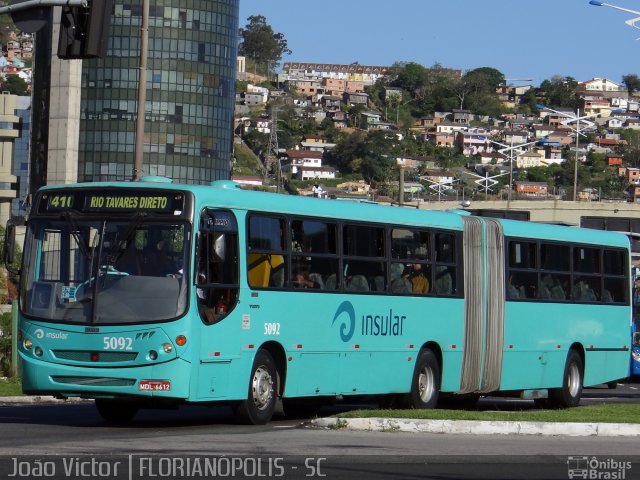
[239,15,291,76]
[393,62,426,93]
[622,74,640,100]
[538,75,580,109]
[359,131,397,185]
[1,75,28,96]
[619,129,640,168]
[325,130,397,185]
[467,67,505,91]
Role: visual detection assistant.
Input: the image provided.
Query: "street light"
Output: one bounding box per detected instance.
[490,137,539,207]
[537,105,598,201]
[589,1,640,36]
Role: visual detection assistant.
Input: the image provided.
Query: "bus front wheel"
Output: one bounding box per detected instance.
[549,350,583,408]
[95,399,139,422]
[409,349,440,409]
[234,350,277,425]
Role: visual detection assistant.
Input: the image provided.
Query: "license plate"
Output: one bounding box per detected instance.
[138,380,171,391]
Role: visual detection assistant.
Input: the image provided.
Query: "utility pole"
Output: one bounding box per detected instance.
[132,0,148,181]
[267,108,280,192]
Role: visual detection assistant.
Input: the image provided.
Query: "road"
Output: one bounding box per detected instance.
[0,382,638,479]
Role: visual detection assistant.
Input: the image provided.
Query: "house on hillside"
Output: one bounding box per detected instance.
[456,128,493,156]
[452,109,473,124]
[300,135,336,153]
[503,130,529,145]
[343,91,368,107]
[579,77,623,92]
[515,181,548,196]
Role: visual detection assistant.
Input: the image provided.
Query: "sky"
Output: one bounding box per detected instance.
[238,0,639,86]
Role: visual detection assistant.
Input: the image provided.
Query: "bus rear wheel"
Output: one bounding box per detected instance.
[95,399,139,422]
[409,349,440,409]
[549,350,583,408]
[234,350,277,425]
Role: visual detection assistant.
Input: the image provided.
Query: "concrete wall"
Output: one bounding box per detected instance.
[416,199,640,226]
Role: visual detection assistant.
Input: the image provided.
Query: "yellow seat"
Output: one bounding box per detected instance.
[248,254,284,287]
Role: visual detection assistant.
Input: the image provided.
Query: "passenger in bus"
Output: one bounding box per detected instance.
[402,246,429,294]
[403,263,429,294]
[292,264,320,289]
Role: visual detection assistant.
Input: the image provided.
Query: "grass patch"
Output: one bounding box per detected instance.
[0,378,22,396]
[336,404,640,424]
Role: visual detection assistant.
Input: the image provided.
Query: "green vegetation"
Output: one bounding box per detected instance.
[1,75,29,96]
[232,140,265,177]
[0,377,21,396]
[238,15,291,76]
[0,312,12,377]
[337,403,640,424]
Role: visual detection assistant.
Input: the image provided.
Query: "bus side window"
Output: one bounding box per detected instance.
[247,215,287,289]
[198,210,239,324]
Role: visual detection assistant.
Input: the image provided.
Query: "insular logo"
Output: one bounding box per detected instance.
[331,301,356,342]
[332,301,407,342]
[34,329,44,339]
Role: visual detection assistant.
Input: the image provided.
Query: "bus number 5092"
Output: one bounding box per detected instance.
[264,323,280,335]
[103,337,133,350]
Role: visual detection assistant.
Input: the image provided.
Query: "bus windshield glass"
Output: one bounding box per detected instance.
[20,217,190,325]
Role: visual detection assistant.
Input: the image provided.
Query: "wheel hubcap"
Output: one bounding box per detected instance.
[251,366,273,411]
[567,363,581,397]
[418,366,435,403]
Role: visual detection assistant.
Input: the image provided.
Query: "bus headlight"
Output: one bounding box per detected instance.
[34,346,43,357]
[632,350,640,361]
[23,339,33,350]
[162,343,173,353]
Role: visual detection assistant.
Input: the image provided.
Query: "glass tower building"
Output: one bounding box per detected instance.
[78,0,239,184]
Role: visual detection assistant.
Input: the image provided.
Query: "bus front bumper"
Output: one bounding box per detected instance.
[19,353,192,400]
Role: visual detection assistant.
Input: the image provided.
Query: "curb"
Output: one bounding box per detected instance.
[311,417,640,437]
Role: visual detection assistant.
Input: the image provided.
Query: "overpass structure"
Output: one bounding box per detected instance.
[416,199,640,226]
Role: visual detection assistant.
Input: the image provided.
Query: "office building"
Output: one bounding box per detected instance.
[27,0,239,199]
[79,0,239,183]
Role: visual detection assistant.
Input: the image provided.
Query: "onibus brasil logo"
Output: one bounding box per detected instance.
[567,456,632,479]
[331,301,406,342]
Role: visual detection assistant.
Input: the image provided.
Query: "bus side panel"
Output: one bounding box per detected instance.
[241,293,464,399]
[501,303,564,391]
[501,303,630,391]
[584,350,631,386]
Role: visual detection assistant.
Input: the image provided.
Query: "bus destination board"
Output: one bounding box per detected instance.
[40,190,185,214]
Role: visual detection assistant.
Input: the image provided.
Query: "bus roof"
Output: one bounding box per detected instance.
[38,180,630,249]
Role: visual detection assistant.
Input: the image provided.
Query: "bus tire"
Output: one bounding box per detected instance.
[234,350,277,425]
[409,349,440,409]
[549,350,583,408]
[95,399,139,422]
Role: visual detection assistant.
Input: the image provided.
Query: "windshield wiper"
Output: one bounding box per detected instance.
[90,220,107,324]
[61,212,92,260]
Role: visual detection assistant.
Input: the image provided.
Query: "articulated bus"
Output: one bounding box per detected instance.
[4,178,632,424]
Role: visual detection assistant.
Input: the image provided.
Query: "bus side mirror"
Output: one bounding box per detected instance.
[212,234,226,262]
[4,220,21,276]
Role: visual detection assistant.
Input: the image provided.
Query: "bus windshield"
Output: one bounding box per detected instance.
[20,216,190,325]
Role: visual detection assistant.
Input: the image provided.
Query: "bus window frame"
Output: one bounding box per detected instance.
[506,237,629,305]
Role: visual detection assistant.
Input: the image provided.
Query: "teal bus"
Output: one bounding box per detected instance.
[4,178,632,424]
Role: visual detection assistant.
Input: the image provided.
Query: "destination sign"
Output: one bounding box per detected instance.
[39,189,185,214]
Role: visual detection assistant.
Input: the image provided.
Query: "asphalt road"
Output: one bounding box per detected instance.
[0,382,639,479]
